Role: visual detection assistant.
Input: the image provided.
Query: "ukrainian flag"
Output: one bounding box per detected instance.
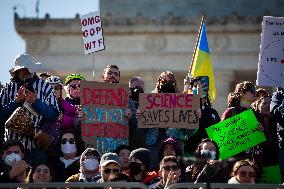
[190,21,216,102]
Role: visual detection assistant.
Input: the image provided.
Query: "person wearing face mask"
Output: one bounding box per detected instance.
[128,148,160,186]
[183,76,220,156]
[185,138,229,183]
[128,76,146,149]
[0,140,29,183]
[52,130,85,182]
[0,54,60,165]
[146,71,187,170]
[66,148,101,182]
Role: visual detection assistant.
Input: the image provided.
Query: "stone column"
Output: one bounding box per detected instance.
[212,70,235,116]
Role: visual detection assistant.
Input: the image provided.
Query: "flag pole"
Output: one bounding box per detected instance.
[189,14,206,73]
[92,54,95,80]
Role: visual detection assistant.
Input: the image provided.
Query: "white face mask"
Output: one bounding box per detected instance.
[4,153,22,166]
[83,159,99,171]
[200,149,216,160]
[61,143,77,154]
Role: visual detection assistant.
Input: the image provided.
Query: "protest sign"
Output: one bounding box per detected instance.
[138,93,200,129]
[206,109,266,160]
[80,81,129,154]
[81,11,105,54]
[257,16,284,88]
[260,165,282,184]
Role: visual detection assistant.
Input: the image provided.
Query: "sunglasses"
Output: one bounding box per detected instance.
[53,85,61,91]
[238,171,255,178]
[103,168,120,174]
[70,84,80,89]
[61,138,76,144]
[163,165,179,171]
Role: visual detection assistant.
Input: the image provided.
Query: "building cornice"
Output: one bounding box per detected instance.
[15,13,262,36]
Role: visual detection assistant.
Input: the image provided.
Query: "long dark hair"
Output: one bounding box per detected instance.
[57,129,85,157]
[195,138,219,160]
[26,162,54,183]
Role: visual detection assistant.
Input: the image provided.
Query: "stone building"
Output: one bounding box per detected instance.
[15,0,284,114]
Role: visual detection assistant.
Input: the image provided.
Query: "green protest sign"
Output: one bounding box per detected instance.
[260,165,282,184]
[206,109,266,160]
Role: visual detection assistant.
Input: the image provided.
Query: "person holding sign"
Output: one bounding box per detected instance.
[145,71,185,170]
[222,81,256,121]
[252,95,278,168]
[228,160,257,184]
[184,76,220,155]
[101,65,136,116]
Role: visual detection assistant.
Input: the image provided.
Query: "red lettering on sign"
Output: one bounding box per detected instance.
[82,88,93,105]
[81,88,128,107]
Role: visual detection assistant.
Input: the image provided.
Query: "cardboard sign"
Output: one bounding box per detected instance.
[81,11,105,54]
[260,165,282,184]
[138,93,200,129]
[80,81,129,154]
[206,109,266,160]
[257,16,284,88]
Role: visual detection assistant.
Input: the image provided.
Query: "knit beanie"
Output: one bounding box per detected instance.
[129,148,151,169]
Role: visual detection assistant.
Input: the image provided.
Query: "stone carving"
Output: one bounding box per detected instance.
[211,34,230,52]
[144,35,167,52]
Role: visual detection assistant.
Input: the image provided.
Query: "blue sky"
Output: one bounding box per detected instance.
[0,0,99,84]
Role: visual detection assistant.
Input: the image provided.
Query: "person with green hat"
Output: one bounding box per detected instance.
[64,74,86,106]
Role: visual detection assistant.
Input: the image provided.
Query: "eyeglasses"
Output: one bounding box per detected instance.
[238,171,255,178]
[61,138,76,144]
[162,165,179,171]
[103,168,120,174]
[70,84,80,89]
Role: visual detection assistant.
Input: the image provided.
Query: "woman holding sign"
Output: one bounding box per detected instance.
[221,81,267,178]
[222,81,256,120]
[145,71,184,170]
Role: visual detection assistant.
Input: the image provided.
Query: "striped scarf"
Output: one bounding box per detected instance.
[0,76,59,150]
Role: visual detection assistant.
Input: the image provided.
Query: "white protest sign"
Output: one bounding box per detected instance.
[81,11,105,54]
[257,16,284,88]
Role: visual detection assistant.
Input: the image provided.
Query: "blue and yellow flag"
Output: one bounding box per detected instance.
[190,21,216,102]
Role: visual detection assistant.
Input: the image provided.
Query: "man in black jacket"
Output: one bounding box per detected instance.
[270,87,284,179]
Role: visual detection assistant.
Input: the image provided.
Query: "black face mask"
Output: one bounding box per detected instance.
[159,81,176,93]
[130,87,144,102]
[129,162,142,175]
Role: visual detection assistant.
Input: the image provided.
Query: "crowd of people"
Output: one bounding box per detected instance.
[0,53,283,188]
